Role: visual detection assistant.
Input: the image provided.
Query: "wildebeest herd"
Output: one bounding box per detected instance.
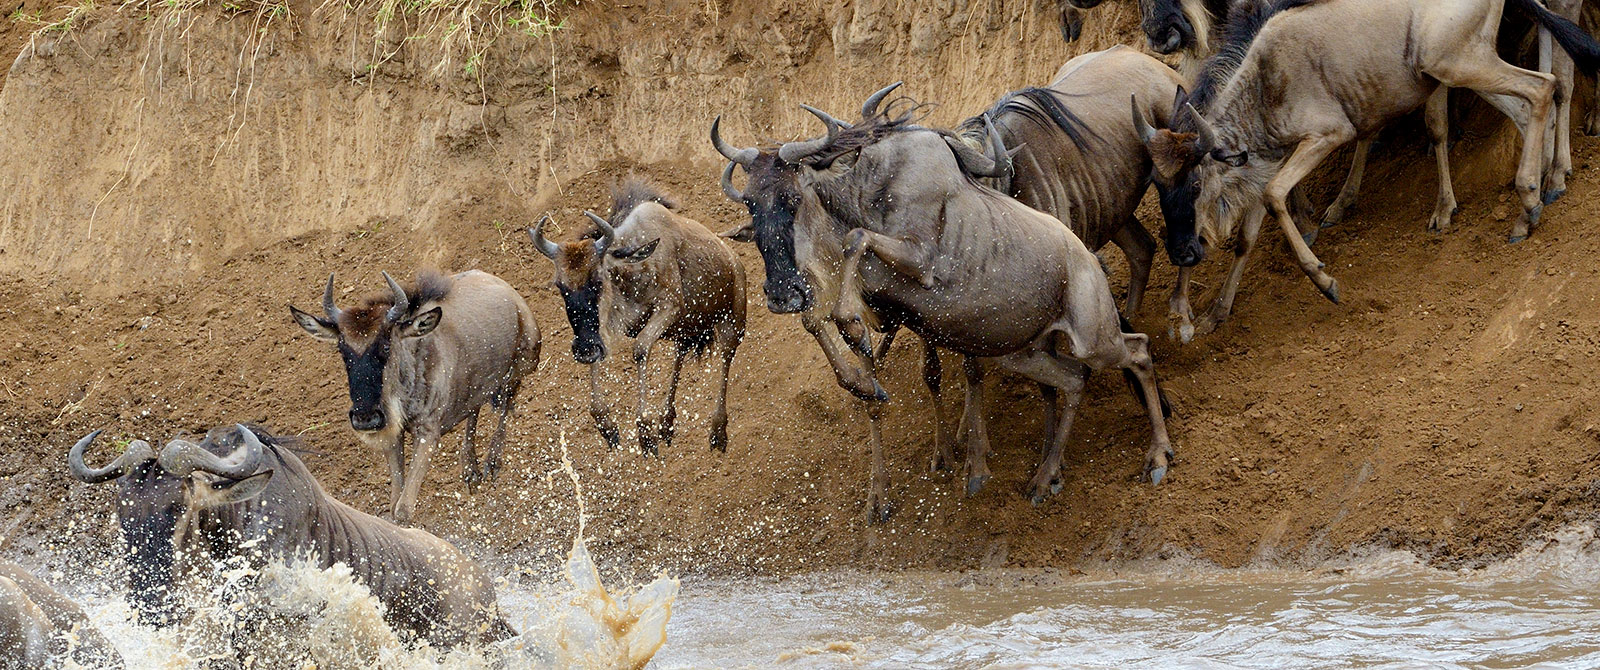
[9,0,1600,663]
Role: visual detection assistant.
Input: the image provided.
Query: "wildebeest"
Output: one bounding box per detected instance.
[68,425,515,647]
[529,178,746,454]
[66,433,181,627]
[289,270,540,523]
[0,560,123,669]
[1140,0,1600,333]
[716,86,1177,517]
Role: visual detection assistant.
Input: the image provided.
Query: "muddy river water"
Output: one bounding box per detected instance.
[52,525,1600,669]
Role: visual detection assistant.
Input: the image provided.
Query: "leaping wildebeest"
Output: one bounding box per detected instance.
[67,425,516,647]
[715,86,1177,519]
[1139,0,1600,329]
[289,270,540,523]
[528,178,747,454]
[0,560,123,669]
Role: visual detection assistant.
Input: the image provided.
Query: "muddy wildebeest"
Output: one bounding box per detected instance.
[528,178,746,454]
[68,425,515,647]
[289,270,540,523]
[1140,0,1600,335]
[65,433,182,627]
[0,560,123,669]
[717,87,1177,518]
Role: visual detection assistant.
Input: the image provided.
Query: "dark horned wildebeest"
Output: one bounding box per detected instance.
[68,425,515,647]
[289,270,540,523]
[529,178,746,454]
[0,560,123,669]
[717,87,1177,517]
[66,433,182,627]
[1140,0,1600,336]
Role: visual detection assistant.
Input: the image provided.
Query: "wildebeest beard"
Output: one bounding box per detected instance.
[338,336,391,432]
[559,278,606,363]
[741,156,812,314]
[115,461,185,627]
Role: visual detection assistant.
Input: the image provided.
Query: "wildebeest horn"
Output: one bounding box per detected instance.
[945,114,1011,179]
[720,162,744,202]
[777,104,843,163]
[157,425,265,479]
[710,116,757,167]
[528,215,559,259]
[583,211,616,254]
[382,271,409,323]
[66,430,156,484]
[1131,94,1157,144]
[1185,102,1219,151]
[320,273,342,323]
[860,81,903,120]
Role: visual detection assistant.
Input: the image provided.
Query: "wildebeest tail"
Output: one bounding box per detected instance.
[1510,0,1600,74]
[1118,316,1173,418]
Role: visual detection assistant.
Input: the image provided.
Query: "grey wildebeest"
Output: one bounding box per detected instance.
[716,87,1177,519]
[528,178,746,454]
[289,270,540,523]
[1139,0,1600,334]
[0,560,123,669]
[68,425,515,647]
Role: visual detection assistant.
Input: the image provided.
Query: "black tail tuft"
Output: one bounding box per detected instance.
[1510,0,1600,74]
[1118,316,1174,419]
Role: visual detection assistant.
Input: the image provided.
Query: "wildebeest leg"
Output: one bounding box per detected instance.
[1110,218,1156,316]
[1321,138,1371,229]
[1118,332,1176,484]
[588,363,622,449]
[923,339,957,472]
[1264,133,1353,303]
[959,356,993,496]
[833,228,935,353]
[396,427,441,524]
[1193,204,1265,336]
[655,346,689,452]
[1537,1,1577,203]
[1168,264,1197,343]
[459,409,483,491]
[709,321,740,453]
[1423,88,1459,233]
[1427,49,1555,242]
[484,378,519,479]
[995,351,1086,504]
[862,383,893,523]
[633,309,679,456]
[384,435,405,517]
[800,309,887,402]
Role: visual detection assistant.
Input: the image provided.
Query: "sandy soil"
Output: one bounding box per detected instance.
[2,0,1599,583]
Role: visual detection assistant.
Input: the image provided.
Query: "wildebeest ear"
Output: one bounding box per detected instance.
[719,223,755,243]
[400,306,442,338]
[207,470,274,505]
[288,305,337,342]
[613,238,661,263]
[1172,86,1189,116]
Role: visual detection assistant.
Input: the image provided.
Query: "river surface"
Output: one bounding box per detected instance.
[64,526,1600,669]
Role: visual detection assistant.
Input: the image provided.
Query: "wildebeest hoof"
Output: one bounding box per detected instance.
[1508,233,1528,244]
[638,428,661,456]
[1543,188,1566,206]
[462,466,485,492]
[1148,465,1168,485]
[965,472,991,497]
[864,495,893,525]
[709,425,728,453]
[1301,229,1319,247]
[1319,277,1341,304]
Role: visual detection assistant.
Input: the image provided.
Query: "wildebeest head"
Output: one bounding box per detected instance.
[289,273,445,433]
[1140,0,1210,54]
[67,430,183,627]
[712,118,813,314]
[528,212,659,364]
[158,426,275,547]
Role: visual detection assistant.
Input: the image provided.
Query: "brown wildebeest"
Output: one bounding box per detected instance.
[289,270,540,523]
[718,87,1177,518]
[70,425,514,647]
[1141,0,1600,330]
[529,178,746,454]
[0,560,122,669]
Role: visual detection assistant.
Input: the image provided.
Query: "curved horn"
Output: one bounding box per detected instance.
[583,211,616,254]
[944,114,1010,179]
[157,425,265,479]
[320,273,342,322]
[382,271,409,323]
[984,113,1010,179]
[860,81,903,120]
[710,116,758,166]
[720,161,744,202]
[528,215,560,259]
[1185,102,1219,152]
[66,430,155,484]
[777,104,843,163]
[1131,94,1157,144]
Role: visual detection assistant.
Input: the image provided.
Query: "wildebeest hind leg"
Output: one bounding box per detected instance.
[1110,218,1156,316]
[1423,88,1458,233]
[709,323,740,453]
[959,356,993,497]
[459,409,483,491]
[921,338,957,473]
[1321,138,1370,229]
[484,378,519,480]
[1265,133,1351,303]
[997,349,1086,503]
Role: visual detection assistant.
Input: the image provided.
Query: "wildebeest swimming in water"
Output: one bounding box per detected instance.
[289,269,541,523]
[529,177,747,454]
[66,425,516,647]
[0,560,123,669]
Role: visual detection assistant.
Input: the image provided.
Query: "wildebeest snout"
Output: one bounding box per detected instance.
[572,336,606,364]
[1143,12,1191,54]
[764,275,813,314]
[349,407,385,432]
[1167,235,1206,267]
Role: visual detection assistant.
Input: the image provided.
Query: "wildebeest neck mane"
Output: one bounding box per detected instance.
[803,100,926,166]
[960,87,1096,151]
[338,270,453,337]
[605,176,678,228]
[1179,0,1321,129]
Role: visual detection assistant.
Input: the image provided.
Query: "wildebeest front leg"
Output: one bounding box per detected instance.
[588,363,622,449]
[396,428,441,524]
[1193,204,1265,337]
[709,321,741,453]
[654,346,689,452]
[1109,218,1156,316]
[959,356,992,497]
[800,309,887,402]
[862,395,893,524]
[832,228,935,354]
[459,409,483,491]
[1321,138,1371,229]
[1120,332,1175,484]
[1168,265,1197,343]
[1265,133,1352,304]
[384,436,405,517]
[483,380,518,481]
[633,310,679,456]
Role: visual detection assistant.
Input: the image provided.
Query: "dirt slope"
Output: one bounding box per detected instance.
[2,0,1599,581]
